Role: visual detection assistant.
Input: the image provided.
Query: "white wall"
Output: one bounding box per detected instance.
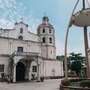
[29,61,37,80]
[41,46,56,59]
[0,56,9,78]
[0,22,40,42]
[47,46,56,59]
[40,60,64,77]
[0,38,41,55]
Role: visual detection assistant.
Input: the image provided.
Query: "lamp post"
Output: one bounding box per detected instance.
[82,0,90,78]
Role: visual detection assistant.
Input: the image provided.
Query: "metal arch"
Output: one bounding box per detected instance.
[64,0,80,80]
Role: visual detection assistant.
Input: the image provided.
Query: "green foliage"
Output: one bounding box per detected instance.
[56,55,64,61]
[69,78,82,82]
[69,52,84,61]
[68,52,85,76]
[80,80,90,88]
[57,53,85,77]
[71,60,82,75]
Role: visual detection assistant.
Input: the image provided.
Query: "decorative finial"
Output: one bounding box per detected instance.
[42,12,49,22]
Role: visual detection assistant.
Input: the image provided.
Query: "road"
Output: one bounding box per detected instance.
[0,79,61,90]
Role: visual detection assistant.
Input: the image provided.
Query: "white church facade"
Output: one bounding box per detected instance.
[0,16,63,82]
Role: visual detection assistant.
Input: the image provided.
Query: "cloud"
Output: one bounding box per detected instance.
[0,0,40,31]
[56,39,85,56]
[26,16,40,33]
[0,18,14,29]
[0,0,16,28]
[0,0,20,28]
[56,40,64,55]
[56,40,71,56]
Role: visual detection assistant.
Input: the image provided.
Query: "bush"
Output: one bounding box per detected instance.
[69,78,84,82]
[80,80,90,88]
[61,79,70,86]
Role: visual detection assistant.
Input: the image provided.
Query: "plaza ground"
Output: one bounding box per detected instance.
[0,79,62,90]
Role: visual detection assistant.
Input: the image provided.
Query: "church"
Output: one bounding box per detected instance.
[0,16,63,82]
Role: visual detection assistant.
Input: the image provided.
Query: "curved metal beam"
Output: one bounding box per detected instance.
[64,0,80,80]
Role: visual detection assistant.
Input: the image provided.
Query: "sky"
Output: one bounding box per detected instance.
[0,0,90,55]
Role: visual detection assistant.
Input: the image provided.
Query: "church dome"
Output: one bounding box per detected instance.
[37,16,54,32]
[43,16,49,22]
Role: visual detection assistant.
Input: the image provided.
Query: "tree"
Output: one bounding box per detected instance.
[68,52,85,77]
[56,55,65,61]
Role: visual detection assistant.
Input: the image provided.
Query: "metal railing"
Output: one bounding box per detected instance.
[14,51,39,56]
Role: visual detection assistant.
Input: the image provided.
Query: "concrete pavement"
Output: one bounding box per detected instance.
[0,79,62,90]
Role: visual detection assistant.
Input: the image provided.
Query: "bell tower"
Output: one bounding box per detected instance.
[37,16,56,59]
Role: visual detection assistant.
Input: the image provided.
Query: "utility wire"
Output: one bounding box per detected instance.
[71,0,80,16]
[69,0,80,27]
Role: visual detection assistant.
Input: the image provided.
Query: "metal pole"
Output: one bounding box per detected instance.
[82,0,90,78]
[64,27,70,80]
[82,0,85,10]
[64,0,79,80]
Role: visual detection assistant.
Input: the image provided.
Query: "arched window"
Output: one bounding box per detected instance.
[20,28,23,33]
[18,36,23,40]
[0,64,4,72]
[32,66,37,72]
[49,37,52,43]
[43,28,45,33]
[42,37,45,43]
[49,29,52,33]
[17,47,23,52]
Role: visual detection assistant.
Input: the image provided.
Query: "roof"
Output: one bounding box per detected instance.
[37,23,54,30]
[15,21,28,27]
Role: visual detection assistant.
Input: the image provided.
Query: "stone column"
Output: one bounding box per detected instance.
[37,56,40,81]
[25,61,30,80]
[29,61,31,80]
[13,64,16,82]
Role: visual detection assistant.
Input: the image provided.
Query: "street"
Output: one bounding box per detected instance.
[0,79,61,90]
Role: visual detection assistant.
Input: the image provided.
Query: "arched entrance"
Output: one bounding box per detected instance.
[16,62,26,81]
